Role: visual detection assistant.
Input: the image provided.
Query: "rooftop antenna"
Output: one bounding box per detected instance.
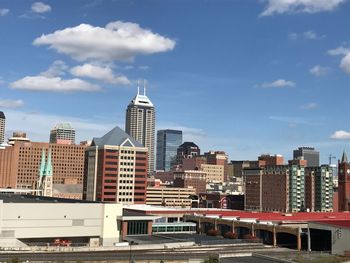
[143,79,147,96]
[137,80,140,95]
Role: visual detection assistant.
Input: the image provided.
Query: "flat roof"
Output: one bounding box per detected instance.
[311,220,350,229]
[125,204,350,223]
[0,193,99,204]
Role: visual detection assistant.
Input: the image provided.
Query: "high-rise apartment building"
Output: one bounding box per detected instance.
[83,126,148,204]
[125,86,155,174]
[50,123,76,145]
[305,165,333,212]
[244,165,305,212]
[0,141,85,189]
[176,142,200,164]
[293,147,319,167]
[156,129,182,171]
[338,151,350,211]
[0,111,5,144]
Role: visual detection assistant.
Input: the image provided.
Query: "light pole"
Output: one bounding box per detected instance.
[129,240,135,263]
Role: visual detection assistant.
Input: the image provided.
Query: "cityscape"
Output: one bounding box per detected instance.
[1,0,350,262]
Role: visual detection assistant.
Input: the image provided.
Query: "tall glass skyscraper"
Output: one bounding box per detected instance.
[156,129,182,171]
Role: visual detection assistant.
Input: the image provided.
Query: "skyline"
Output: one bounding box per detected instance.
[1,0,350,163]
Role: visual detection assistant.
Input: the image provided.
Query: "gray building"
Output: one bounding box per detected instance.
[125,85,155,174]
[0,111,5,144]
[293,147,319,167]
[50,122,76,145]
[156,129,182,171]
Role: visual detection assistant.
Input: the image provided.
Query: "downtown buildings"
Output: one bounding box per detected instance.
[49,122,76,145]
[125,86,155,174]
[156,129,182,171]
[83,126,148,204]
[0,111,5,144]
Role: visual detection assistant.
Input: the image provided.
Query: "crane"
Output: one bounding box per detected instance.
[329,154,336,165]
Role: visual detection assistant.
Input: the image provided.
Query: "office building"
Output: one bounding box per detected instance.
[338,151,350,211]
[258,154,284,166]
[293,147,319,167]
[0,111,5,144]
[50,122,76,145]
[176,142,200,164]
[125,86,155,174]
[201,164,225,183]
[146,186,196,208]
[305,165,333,212]
[83,126,148,204]
[173,170,206,194]
[156,129,182,171]
[244,165,305,212]
[0,140,85,190]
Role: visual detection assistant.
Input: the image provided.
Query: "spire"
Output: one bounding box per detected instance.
[39,148,46,178]
[137,80,140,95]
[341,150,348,164]
[45,148,53,176]
[143,79,147,96]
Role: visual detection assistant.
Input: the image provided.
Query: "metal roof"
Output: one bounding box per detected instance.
[92,126,143,147]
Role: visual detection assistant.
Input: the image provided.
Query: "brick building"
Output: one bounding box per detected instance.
[0,140,85,190]
[173,170,206,194]
[338,151,350,211]
[83,126,148,204]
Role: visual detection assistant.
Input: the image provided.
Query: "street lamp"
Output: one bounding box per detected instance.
[129,240,135,263]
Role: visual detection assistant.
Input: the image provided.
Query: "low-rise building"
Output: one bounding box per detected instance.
[146,186,196,208]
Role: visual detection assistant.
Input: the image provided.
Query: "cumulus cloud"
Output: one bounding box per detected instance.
[340,53,350,74]
[10,76,101,92]
[31,2,51,13]
[33,21,176,62]
[300,102,318,110]
[70,63,131,85]
[328,46,350,56]
[259,79,296,88]
[0,9,9,16]
[40,60,68,77]
[330,130,350,140]
[310,65,330,76]
[0,99,24,108]
[260,0,346,16]
[328,46,350,75]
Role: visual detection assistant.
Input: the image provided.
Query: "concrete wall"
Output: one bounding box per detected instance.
[309,222,350,255]
[0,201,122,247]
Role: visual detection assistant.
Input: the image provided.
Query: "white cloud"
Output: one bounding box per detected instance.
[0,99,24,108]
[260,79,296,88]
[70,63,131,85]
[300,102,318,110]
[40,60,68,77]
[260,0,346,16]
[327,46,350,56]
[10,76,101,92]
[310,65,330,76]
[340,53,350,74]
[31,2,51,13]
[330,130,350,140]
[33,21,176,62]
[0,9,9,16]
[303,30,317,39]
[289,30,325,40]
[4,109,115,143]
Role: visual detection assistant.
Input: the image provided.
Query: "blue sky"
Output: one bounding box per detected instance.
[1,0,350,164]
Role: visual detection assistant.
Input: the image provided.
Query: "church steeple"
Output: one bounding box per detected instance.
[341,150,348,164]
[37,148,53,197]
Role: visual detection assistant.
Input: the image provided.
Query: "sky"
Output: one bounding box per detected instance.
[1,0,350,164]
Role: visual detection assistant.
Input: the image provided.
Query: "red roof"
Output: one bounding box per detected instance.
[136,208,350,223]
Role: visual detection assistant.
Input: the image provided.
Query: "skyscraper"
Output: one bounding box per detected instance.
[176,141,200,164]
[50,123,76,145]
[293,147,319,167]
[125,85,155,174]
[0,111,5,144]
[156,129,182,171]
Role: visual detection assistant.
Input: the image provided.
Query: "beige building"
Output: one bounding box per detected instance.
[146,186,196,208]
[0,141,85,192]
[201,164,224,183]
